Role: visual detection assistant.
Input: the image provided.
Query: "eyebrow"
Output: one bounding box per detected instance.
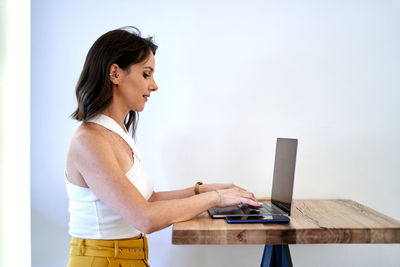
[144,66,154,72]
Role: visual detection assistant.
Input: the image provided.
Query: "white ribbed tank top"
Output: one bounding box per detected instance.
[66,114,154,239]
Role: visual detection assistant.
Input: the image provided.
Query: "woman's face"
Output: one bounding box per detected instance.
[114,53,158,112]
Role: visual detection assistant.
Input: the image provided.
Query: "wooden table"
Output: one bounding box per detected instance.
[172,199,400,266]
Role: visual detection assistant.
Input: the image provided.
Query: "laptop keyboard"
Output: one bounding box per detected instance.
[244,202,285,215]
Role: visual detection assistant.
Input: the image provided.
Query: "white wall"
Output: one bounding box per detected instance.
[31,0,400,266]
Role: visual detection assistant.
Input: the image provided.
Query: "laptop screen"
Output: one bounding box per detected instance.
[271,138,298,216]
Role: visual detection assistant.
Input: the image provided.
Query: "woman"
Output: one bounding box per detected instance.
[65,26,260,267]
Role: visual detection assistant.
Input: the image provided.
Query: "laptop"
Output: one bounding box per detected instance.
[208,138,298,221]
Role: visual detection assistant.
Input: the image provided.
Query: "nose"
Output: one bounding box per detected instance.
[150,76,158,91]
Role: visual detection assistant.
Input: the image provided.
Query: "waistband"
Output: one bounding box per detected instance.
[70,234,148,260]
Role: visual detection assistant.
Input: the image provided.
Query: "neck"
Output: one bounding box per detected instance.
[101,106,129,131]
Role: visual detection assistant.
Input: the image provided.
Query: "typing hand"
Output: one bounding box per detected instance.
[215,188,262,208]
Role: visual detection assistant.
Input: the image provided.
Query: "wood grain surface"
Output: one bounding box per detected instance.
[172,199,400,245]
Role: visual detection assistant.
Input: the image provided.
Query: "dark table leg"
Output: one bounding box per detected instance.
[260,245,293,267]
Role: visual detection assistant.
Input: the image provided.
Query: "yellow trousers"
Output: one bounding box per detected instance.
[67,234,149,267]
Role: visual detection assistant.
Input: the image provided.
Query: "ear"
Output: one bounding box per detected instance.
[109,64,121,85]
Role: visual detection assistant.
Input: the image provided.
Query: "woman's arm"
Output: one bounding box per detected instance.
[148,183,244,202]
[70,130,259,234]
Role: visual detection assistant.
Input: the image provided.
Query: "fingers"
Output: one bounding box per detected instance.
[215,187,260,208]
[240,192,262,207]
[231,188,260,206]
[236,188,257,200]
[241,198,262,207]
[230,185,257,201]
[230,188,261,206]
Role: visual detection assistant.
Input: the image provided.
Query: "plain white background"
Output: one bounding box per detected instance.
[29,0,400,266]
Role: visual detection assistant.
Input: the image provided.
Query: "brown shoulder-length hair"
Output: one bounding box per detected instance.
[71,26,158,137]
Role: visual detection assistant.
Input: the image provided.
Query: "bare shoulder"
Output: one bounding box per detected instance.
[70,123,111,152]
[72,123,108,146]
[66,123,117,187]
[69,123,113,158]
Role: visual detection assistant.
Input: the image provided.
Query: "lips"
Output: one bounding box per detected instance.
[143,95,150,101]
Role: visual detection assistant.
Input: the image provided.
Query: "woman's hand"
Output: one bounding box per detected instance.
[199,183,244,193]
[213,187,261,208]
[199,183,260,207]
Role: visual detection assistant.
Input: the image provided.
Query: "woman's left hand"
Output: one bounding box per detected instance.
[199,183,245,194]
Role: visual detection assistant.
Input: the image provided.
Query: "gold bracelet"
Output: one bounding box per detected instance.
[194,181,203,195]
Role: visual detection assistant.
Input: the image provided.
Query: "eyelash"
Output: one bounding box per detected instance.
[143,73,150,79]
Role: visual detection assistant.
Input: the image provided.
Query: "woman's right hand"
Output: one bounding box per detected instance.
[213,187,261,208]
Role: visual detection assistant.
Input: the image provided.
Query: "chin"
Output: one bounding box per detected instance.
[136,106,145,112]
